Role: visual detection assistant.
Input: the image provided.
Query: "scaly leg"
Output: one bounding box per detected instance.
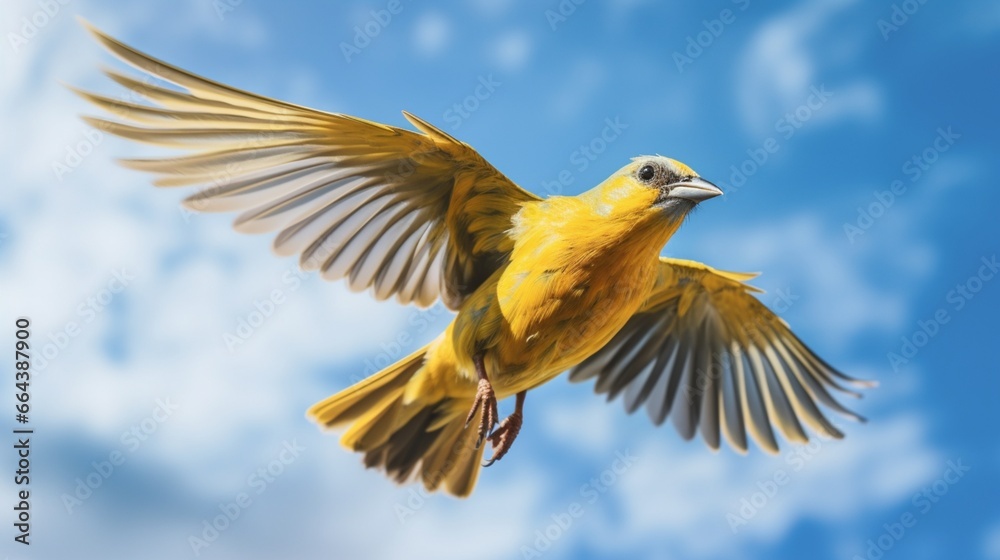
[464,353,499,449]
[484,390,525,467]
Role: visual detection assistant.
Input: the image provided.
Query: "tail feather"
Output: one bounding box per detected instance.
[363,403,442,481]
[307,343,484,497]
[307,346,424,428]
[342,396,416,451]
[421,415,484,496]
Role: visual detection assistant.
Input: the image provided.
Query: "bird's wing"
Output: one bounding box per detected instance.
[76,22,539,310]
[569,257,874,453]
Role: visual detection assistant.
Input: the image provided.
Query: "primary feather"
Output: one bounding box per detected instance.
[76,21,538,310]
[569,258,875,453]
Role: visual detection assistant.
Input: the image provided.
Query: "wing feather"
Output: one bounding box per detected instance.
[570,258,873,453]
[720,350,748,452]
[77,22,539,309]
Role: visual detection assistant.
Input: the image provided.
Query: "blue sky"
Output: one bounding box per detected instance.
[1,0,999,559]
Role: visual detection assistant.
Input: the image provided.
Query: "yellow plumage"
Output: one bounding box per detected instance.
[78,21,874,498]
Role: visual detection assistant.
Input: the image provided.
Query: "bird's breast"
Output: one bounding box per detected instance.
[484,221,661,390]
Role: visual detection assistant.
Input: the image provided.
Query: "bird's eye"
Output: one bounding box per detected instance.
[637,165,656,183]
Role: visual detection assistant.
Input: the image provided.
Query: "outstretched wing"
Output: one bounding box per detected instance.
[76,22,539,309]
[569,257,874,453]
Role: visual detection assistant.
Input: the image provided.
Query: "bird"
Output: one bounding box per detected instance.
[76,21,874,497]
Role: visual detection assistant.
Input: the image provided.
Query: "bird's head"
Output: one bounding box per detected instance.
[586,156,723,226]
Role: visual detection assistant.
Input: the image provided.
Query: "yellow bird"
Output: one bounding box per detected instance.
[78,23,873,497]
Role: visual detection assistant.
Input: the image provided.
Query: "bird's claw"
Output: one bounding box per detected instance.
[483,411,522,467]
[464,377,499,449]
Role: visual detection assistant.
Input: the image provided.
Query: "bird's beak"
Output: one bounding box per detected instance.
[668,177,723,202]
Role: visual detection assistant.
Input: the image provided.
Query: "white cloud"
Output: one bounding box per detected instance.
[985,519,1000,559]
[736,0,883,135]
[610,413,940,558]
[413,12,450,57]
[542,398,618,455]
[492,29,532,72]
[691,213,916,347]
[811,80,884,126]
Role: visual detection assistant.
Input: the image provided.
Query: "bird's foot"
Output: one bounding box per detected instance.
[484,410,522,467]
[484,390,526,467]
[464,377,499,449]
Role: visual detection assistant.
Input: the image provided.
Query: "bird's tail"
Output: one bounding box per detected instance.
[307,343,485,497]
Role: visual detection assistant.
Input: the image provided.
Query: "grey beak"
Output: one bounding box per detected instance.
[668,177,723,202]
